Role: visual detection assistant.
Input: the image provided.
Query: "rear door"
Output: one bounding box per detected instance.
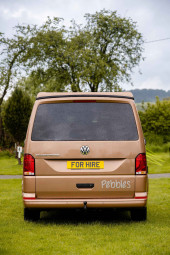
[28,98,143,199]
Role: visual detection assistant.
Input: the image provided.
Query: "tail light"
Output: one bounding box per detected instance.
[135,153,147,175]
[23,154,35,176]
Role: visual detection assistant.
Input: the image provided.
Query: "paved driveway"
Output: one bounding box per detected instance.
[0,173,170,179]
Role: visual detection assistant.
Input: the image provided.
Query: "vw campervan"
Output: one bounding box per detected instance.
[23,92,148,221]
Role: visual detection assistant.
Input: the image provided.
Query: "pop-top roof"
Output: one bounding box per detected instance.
[36,92,134,100]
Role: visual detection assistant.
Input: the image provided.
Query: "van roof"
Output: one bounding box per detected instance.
[36,92,134,100]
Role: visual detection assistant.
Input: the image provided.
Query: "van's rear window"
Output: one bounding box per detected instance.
[31,103,138,141]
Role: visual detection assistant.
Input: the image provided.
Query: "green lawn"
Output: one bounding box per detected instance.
[0,178,169,255]
[147,151,170,174]
[0,153,23,175]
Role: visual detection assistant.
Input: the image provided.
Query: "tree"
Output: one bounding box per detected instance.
[0,10,144,99]
[139,97,170,143]
[0,26,37,144]
[79,10,144,92]
[0,26,37,106]
[17,10,144,95]
[3,88,32,164]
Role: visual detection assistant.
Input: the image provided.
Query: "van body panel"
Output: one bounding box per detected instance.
[26,140,144,160]
[23,177,35,193]
[35,175,135,199]
[35,158,135,176]
[135,176,148,192]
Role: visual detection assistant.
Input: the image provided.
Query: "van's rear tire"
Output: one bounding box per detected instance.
[24,208,40,221]
[131,207,147,221]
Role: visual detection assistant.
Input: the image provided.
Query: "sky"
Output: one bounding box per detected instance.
[0,0,170,91]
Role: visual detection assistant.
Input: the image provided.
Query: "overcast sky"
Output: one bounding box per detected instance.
[0,0,170,91]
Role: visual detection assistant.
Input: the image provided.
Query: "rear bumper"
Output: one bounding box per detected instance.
[23,197,147,209]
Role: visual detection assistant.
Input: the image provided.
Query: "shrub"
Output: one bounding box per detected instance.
[139,97,170,143]
[3,88,33,144]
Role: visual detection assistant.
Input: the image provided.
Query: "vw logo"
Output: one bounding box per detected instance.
[80,145,90,155]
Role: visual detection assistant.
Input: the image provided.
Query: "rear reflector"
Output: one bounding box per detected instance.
[135,153,147,175]
[23,154,35,176]
[23,192,36,200]
[135,192,147,199]
[23,197,36,200]
[135,196,147,199]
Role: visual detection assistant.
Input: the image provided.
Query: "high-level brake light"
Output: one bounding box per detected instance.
[73,100,96,103]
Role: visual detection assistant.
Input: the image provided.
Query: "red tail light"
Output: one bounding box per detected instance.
[23,154,35,176]
[135,153,147,175]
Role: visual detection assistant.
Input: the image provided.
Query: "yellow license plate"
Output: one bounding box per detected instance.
[67,161,104,169]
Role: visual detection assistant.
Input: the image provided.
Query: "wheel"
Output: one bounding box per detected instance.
[131,207,147,221]
[24,208,40,221]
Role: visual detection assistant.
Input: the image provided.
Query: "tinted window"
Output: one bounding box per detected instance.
[31,103,138,141]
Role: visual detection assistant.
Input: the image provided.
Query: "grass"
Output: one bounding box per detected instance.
[146,150,170,174]
[0,178,169,255]
[0,151,22,175]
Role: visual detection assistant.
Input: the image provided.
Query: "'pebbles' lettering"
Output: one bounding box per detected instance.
[101,180,131,189]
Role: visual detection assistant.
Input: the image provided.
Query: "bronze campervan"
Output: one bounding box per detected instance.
[22,92,148,221]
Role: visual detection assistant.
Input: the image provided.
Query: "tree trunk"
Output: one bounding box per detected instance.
[91,85,95,92]
[18,157,22,165]
[91,84,99,92]
[0,107,5,148]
